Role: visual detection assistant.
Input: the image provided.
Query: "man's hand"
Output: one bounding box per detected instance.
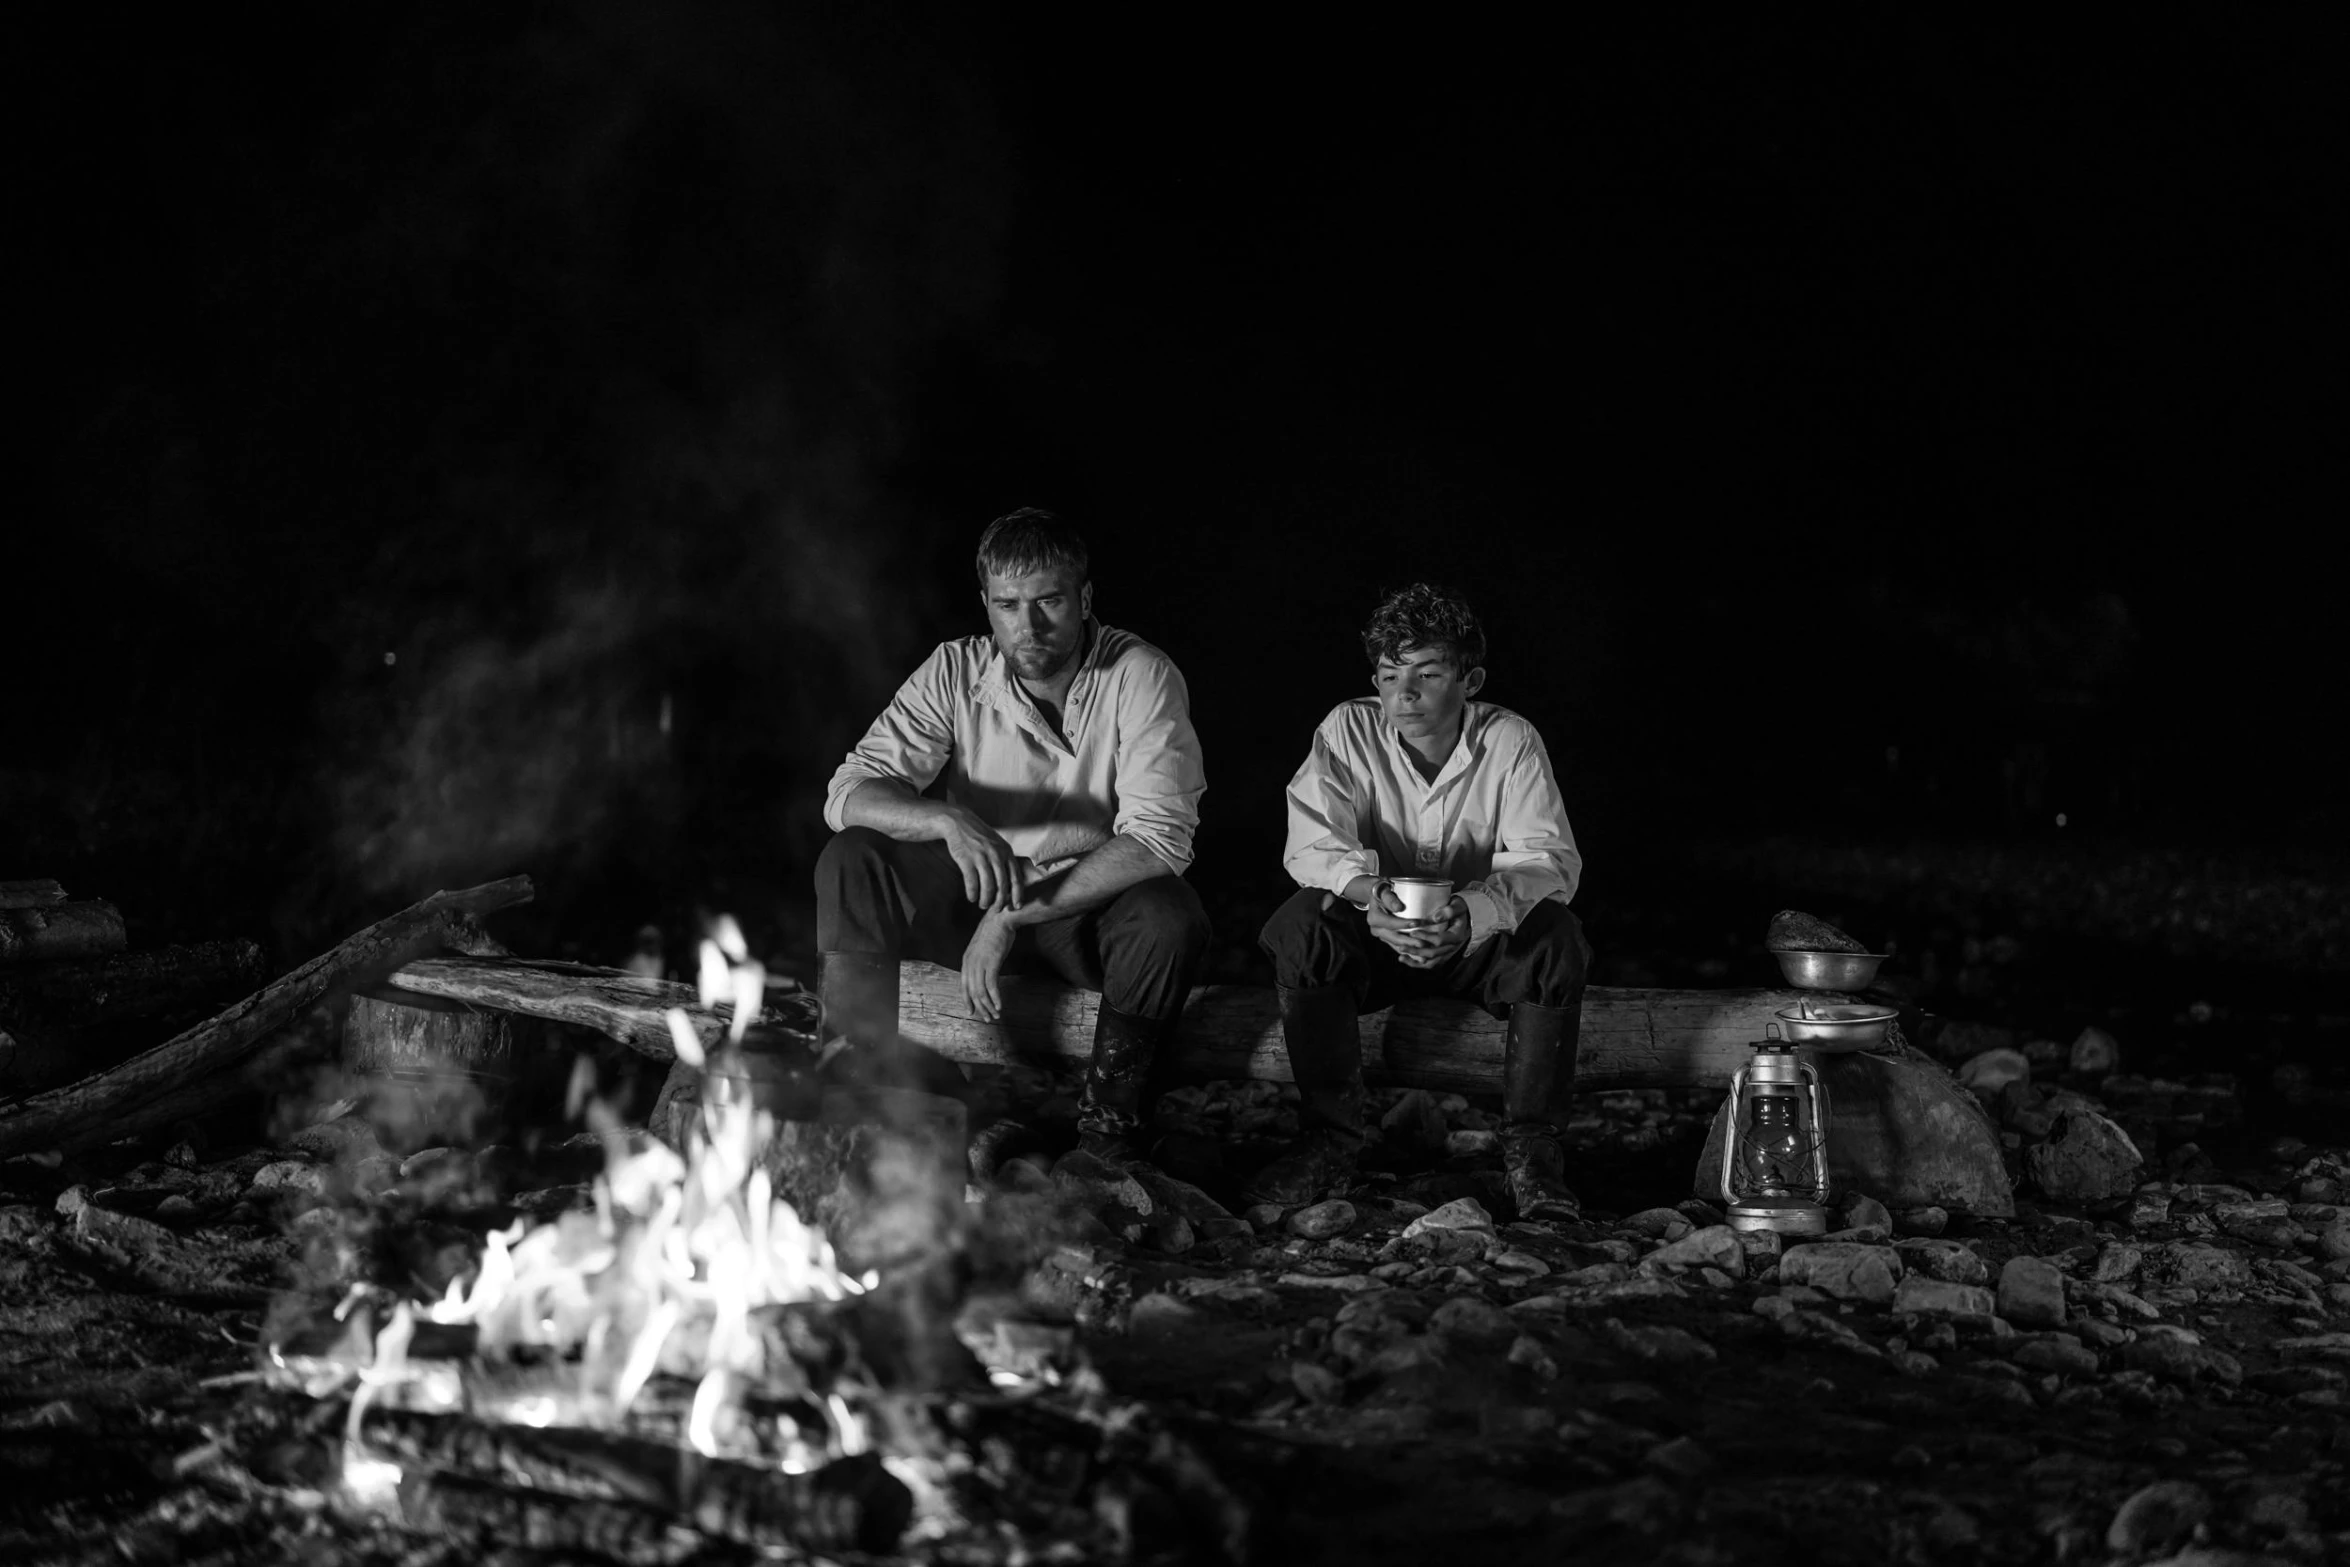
[960,909,1018,1021]
[938,807,1023,912]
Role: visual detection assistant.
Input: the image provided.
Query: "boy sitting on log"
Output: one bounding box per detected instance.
[1250,583,1590,1219]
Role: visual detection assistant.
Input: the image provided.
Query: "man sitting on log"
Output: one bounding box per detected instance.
[1249,583,1590,1218]
[817,509,1210,1171]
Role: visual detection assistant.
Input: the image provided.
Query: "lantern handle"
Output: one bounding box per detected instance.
[1800,1057,1832,1204]
[1716,1065,1750,1206]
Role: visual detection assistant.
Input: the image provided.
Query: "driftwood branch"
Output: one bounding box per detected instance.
[0,901,128,965]
[896,961,1809,1095]
[0,877,534,1158]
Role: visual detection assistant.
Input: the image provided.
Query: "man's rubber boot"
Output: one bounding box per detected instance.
[1073,1001,1174,1168]
[819,951,970,1102]
[1500,997,1583,1222]
[1241,983,1364,1208]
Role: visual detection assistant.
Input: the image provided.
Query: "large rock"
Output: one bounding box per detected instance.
[1693,1044,2014,1217]
[2025,1107,2144,1204]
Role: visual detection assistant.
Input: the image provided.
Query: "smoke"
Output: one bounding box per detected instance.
[304,2,1009,918]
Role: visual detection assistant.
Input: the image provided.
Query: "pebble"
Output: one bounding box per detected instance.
[1841,1194,1893,1232]
[1644,1435,1714,1478]
[1621,1207,1691,1242]
[1401,1198,1495,1238]
[1893,1205,1949,1237]
[1958,1047,2031,1096]
[1997,1256,2068,1329]
[1506,1334,1559,1380]
[2120,1334,2242,1386]
[2105,1480,2210,1556]
[249,1161,328,1196]
[2009,1334,2099,1377]
[1894,1239,1988,1285]
[1277,1272,1379,1293]
[1428,1296,1517,1345]
[1890,1276,1996,1319]
[1243,1203,1287,1232]
[1600,1317,1717,1366]
[1290,1361,1344,1404]
[2317,1220,2350,1262]
[2069,1025,2122,1075]
[1490,1249,1550,1277]
[1639,1224,1745,1279]
[1444,1130,1498,1157]
[1287,1200,1358,1240]
[1778,1242,1902,1305]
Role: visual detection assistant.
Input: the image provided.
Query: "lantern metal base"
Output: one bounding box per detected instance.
[1727,1199,1831,1236]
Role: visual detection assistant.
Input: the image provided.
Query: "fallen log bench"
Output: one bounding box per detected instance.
[374,956,2011,1215]
[898,964,1820,1096]
[385,955,1844,1093]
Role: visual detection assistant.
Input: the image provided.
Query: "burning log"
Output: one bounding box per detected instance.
[896,962,1833,1095]
[0,878,68,910]
[395,1470,703,1565]
[0,900,127,965]
[359,1407,914,1555]
[0,877,533,1159]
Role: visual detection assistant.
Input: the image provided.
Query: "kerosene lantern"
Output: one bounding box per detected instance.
[1719,1024,1832,1235]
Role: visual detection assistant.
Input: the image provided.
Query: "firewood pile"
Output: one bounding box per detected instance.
[0,878,265,1100]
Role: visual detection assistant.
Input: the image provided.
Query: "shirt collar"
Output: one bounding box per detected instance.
[1385,701,1481,788]
[975,618,1103,734]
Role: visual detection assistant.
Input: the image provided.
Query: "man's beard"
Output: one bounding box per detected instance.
[1008,638,1077,681]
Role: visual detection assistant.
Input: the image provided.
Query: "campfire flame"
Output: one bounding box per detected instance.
[342,923,879,1498]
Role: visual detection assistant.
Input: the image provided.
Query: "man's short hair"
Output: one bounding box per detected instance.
[975,508,1089,586]
[1363,582,1487,672]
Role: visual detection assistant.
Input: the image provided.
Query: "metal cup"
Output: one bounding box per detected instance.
[1385,876,1454,921]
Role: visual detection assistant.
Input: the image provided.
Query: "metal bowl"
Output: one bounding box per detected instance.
[1773,1002,1899,1053]
[1772,949,1887,991]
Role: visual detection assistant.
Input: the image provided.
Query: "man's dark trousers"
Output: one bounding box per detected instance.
[815,827,1209,1127]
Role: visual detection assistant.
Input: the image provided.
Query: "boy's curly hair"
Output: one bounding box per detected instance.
[1361,583,1486,672]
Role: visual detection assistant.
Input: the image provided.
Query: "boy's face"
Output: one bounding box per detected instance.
[1374,643,1486,745]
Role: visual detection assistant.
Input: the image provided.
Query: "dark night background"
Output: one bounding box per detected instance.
[14,9,2344,1011]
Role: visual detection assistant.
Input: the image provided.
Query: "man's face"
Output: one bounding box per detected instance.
[984,564,1093,683]
[1374,644,1485,743]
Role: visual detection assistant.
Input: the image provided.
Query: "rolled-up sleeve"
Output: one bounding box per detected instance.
[1110,657,1205,874]
[823,649,958,831]
[1282,723,1382,897]
[1457,731,1582,943]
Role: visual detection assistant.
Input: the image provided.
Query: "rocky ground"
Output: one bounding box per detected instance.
[4,1031,2348,1566]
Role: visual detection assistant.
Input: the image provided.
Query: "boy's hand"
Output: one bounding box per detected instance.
[1393,897,1472,969]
